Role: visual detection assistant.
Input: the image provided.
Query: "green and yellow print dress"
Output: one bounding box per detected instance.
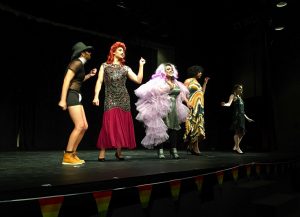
[183,78,205,143]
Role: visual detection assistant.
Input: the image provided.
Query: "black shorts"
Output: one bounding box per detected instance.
[66,89,82,106]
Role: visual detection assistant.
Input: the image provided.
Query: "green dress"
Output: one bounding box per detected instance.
[164,85,181,130]
[231,96,245,134]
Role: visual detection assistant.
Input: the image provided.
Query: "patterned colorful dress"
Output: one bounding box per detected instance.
[96,63,136,149]
[183,78,205,144]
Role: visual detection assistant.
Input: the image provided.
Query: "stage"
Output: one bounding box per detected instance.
[0,149,299,217]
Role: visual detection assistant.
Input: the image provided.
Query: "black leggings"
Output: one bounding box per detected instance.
[157,129,179,149]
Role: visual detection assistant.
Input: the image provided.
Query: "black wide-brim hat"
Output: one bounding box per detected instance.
[71,42,94,60]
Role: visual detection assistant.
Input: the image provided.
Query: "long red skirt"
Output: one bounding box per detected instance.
[96,108,136,149]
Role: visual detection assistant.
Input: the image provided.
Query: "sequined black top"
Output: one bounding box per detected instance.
[103,63,131,111]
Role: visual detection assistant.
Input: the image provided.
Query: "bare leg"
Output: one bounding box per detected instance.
[62,105,87,165]
[193,136,202,154]
[71,106,88,152]
[233,134,239,151]
[98,149,106,159]
[116,148,123,157]
[66,105,88,152]
[115,148,125,160]
[236,134,244,153]
[234,129,244,153]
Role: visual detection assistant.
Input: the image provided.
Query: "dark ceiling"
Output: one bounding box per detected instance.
[0,0,298,47]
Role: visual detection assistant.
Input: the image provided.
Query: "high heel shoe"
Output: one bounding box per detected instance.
[170,148,180,159]
[186,146,192,154]
[157,149,166,159]
[188,149,201,156]
[98,158,105,162]
[235,148,244,154]
[115,152,125,161]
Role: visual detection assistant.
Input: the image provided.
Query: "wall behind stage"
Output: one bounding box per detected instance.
[269,32,300,153]
[2,4,298,153]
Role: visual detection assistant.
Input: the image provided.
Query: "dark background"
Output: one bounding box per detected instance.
[0,0,299,153]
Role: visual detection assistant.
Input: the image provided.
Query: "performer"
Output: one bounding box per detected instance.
[183,65,210,156]
[221,84,254,154]
[135,63,191,159]
[93,41,146,161]
[58,42,97,165]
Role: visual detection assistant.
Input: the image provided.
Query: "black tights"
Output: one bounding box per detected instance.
[157,129,179,149]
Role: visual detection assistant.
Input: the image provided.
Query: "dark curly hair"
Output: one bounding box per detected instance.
[187,65,204,78]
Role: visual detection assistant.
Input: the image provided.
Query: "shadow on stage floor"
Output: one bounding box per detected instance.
[0,149,300,217]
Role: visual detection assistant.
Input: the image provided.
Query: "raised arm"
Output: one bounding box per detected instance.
[92,64,104,106]
[202,77,210,94]
[127,57,146,84]
[221,94,234,107]
[58,69,75,110]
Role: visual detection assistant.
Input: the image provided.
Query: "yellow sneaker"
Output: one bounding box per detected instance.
[73,152,85,164]
[62,152,83,165]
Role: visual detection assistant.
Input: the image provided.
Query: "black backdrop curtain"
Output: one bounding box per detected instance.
[3,2,298,152]
[0,10,157,151]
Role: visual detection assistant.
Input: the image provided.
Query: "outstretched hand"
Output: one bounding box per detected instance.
[204,77,210,82]
[248,118,255,122]
[89,68,97,77]
[139,57,146,65]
